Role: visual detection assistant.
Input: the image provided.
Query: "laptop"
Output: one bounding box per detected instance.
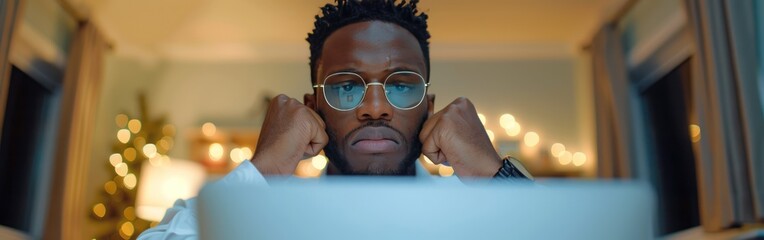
[197,178,654,239]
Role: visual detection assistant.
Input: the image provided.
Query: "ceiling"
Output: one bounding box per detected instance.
[71,0,626,62]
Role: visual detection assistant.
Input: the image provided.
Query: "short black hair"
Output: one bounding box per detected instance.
[306,0,431,84]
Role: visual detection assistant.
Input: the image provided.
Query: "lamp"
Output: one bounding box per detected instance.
[136,158,206,221]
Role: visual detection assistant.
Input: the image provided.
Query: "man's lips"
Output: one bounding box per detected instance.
[353,139,398,153]
[349,126,401,153]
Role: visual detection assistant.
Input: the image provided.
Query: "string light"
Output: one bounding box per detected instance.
[524,132,540,147]
[120,221,134,238]
[477,113,486,126]
[550,143,566,157]
[109,153,123,167]
[572,152,587,166]
[117,129,131,144]
[505,122,522,137]
[558,151,572,165]
[240,147,253,160]
[93,203,106,218]
[142,144,158,158]
[202,122,217,137]
[133,137,146,150]
[127,119,142,133]
[124,207,136,221]
[104,181,117,195]
[230,148,244,163]
[209,143,224,162]
[486,129,495,143]
[115,114,129,128]
[124,173,137,190]
[114,163,128,177]
[123,148,137,162]
[311,155,328,170]
[499,113,515,129]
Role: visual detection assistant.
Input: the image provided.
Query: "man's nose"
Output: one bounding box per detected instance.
[356,82,393,121]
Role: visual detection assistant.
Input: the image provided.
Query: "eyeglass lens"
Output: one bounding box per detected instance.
[323,72,425,110]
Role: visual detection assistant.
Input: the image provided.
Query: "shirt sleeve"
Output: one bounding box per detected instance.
[137,160,267,240]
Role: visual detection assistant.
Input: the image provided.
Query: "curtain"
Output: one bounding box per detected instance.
[0,0,22,136]
[591,22,635,179]
[44,21,107,240]
[684,0,764,231]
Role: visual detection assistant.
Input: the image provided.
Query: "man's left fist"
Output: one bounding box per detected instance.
[419,97,502,177]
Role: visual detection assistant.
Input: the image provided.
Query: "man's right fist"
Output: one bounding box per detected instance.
[250,94,328,175]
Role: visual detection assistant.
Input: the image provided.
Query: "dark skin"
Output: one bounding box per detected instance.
[251,21,502,178]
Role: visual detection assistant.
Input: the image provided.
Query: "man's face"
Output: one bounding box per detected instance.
[306,21,433,175]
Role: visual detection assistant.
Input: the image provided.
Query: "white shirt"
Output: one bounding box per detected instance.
[137,160,445,240]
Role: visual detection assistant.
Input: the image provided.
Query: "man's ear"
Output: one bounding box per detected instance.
[304,93,317,110]
[426,94,435,117]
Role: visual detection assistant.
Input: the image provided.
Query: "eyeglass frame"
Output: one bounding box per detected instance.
[312,70,431,111]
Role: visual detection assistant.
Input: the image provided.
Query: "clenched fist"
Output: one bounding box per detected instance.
[419,97,502,177]
[250,95,328,175]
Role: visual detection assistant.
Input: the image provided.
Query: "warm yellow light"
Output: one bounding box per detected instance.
[422,155,433,165]
[117,129,131,144]
[486,129,495,143]
[550,143,566,157]
[295,159,321,178]
[229,148,243,163]
[477,113,486,126]
[93,203,106,218]
[120,221,134,236]
[124,173,137,189]
[240,147,253,160]
[572,152,587,166]
[104,181,117,195]
[109,153,123,167]
[128,119,142,133]
[115,114,129,128]
[311,155,328,170]
[133,137,146,149]
[438,165,455,177]
[524,132,540,147]
[202,122,217,137]
[558,151,572,165]
[160,136,174,150]
[123,148,137,162]
[149,155,171,166]
[499,114,516,129]
[162,124,177,137]
[143,144,158,158]
[689,124,701,143]
[209,143,224,162]
[115,163,128,176]
[124,206,136,221]
[505,122,522,137]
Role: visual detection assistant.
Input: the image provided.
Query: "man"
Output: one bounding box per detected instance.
[139,0,530,238]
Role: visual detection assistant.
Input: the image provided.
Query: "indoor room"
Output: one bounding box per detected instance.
[0,0,762,239]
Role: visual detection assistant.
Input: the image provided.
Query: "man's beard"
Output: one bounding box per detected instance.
[318,112,426,175]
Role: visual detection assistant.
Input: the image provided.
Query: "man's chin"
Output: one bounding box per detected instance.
[331,152,416,176]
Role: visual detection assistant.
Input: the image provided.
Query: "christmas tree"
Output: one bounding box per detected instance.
[90,95,175,239]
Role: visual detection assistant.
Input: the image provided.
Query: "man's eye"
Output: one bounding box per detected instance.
[341,84,357,91]
[391,83,412,92]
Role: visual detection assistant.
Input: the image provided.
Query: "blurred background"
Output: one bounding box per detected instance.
[0,0,762,239]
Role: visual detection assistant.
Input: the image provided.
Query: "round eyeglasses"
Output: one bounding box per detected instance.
[313,71,430,111]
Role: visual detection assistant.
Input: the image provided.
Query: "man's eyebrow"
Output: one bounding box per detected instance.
[389,66,420,73]
[326,66,422,76]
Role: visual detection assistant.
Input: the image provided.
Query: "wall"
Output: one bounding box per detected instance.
[90,55,595,173]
